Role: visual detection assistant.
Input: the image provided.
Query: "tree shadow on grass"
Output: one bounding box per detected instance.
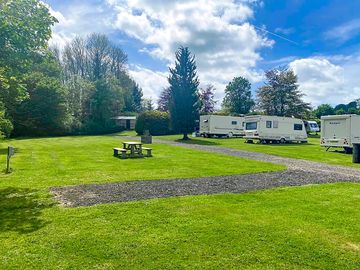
[0,188,53,234]
[175,138,220,146]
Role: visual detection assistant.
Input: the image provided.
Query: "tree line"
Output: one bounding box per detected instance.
[2,0,358,139]
[0,0,143,138]
[153,47,312,140]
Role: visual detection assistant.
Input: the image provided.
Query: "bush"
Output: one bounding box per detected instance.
[135,111,171,135]
[0,117,13,138]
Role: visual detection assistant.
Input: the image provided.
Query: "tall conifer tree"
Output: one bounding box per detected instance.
[168,47,200,140]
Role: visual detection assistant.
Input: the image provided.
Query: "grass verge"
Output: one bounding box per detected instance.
[0,135,284,189]
[0,183,359,269]
[156,134,360,167]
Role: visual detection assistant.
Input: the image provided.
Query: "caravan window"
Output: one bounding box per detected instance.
[246,122,257,130]
[294,124,303,131]
[231,121,237,125]
[273,121,279,128]
[266,121,272,128]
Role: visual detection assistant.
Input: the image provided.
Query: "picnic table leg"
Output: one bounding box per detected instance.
[130,145,135,158]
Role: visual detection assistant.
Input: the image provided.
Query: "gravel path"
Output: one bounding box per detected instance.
[51,137,360,207]
[51,169,360,207]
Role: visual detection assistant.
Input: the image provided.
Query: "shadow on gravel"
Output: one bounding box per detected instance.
[0,188,53,234]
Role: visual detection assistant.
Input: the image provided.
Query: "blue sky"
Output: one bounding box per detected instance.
[45,0,360,107]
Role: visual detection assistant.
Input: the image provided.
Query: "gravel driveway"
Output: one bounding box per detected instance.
[51,137,360,207]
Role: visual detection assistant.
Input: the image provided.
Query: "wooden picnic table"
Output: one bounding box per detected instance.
[122,141,143,158]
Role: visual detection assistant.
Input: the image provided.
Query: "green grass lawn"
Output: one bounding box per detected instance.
[0,135,283,189]
[1,183,359,269]
[1,134,359,269]
[156,134,360,167]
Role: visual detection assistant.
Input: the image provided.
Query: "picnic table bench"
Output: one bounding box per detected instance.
[113,141,152,159]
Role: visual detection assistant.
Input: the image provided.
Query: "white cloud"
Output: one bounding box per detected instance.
[129,66,168,99]
[324,19,360,44]
[289,57,360,107]
[46,1,116,48]
[107,0,272,99]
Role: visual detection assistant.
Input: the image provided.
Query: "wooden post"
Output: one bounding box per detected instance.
[6,146,15,173]
[353,144,360,163]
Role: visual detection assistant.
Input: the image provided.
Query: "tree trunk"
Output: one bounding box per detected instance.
[182,133,189,140]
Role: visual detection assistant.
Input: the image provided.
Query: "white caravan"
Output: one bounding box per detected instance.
[320,114,360,154]
[199,115,245,137]
[244,115,308,143]
[304,120,320,133]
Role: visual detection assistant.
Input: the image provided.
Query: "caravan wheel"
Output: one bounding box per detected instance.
[227,132,233,138]
[280,138,286,144]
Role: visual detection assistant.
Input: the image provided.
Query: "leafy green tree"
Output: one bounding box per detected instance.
[348,107,360,115]
[12,53,71,136]
[257,68,311,118]
[65,77,96,132]
[86,77,125,134]
[314,104,335,118]
[168,47,200,140]
[0,0,56,136]
[0,0,57,115]
[335,108,346,115]
[222,77,254,115]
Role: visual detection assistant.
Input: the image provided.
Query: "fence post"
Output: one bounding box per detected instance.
[353,144,360,163]
[6,146,15,173]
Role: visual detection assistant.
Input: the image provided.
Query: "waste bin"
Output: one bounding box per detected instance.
[353,144,360,163]
[141,130,152,144]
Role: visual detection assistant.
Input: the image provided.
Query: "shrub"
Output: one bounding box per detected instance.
[0,117,13,138]
[135,111,171,135]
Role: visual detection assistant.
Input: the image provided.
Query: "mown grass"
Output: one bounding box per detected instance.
[0,135,284,189]
[1,183,359,269]
[157,134,360,167]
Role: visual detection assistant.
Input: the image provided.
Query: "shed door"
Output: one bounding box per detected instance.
[126,120,131,129]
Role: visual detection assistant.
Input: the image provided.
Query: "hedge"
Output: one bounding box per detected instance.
[135,111,171,135]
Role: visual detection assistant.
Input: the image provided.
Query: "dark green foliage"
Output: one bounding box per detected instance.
[135,111,171,135]
[222,77,254,114]
[257,68,311,118]
[131,84,143,112]
[0,111,13,138]
[314,101,360,118]
[0,0,57,71]
[314,104,335,118]
[0,0,56,135]
[12,54,71,136]
[62,34,142,134]
[168,47,200,139]
[85,78,125,134]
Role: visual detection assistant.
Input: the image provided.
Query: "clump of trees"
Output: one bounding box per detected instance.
[222,77,254,115]
[0,0,144,138]
[61,33,143,134]
[257,68,311,118]
[314,101,360,119]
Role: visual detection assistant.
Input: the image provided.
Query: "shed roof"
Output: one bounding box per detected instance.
[112,116,137,120]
